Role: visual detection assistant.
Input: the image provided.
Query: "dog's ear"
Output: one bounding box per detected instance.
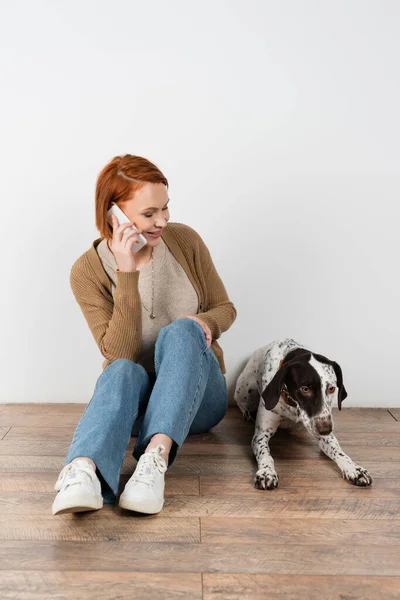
[313,353,348,411]
[261,357,308,410]
[331,361,347,410]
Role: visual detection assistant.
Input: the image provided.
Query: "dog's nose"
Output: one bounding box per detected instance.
[316,417,332,435]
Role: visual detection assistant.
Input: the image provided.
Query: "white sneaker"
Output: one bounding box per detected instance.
[52,459,103,516]
[119,445,167,514]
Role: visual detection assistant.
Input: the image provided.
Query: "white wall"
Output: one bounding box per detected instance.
[1,0,399,406]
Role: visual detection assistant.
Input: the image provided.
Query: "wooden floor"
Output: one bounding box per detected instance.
[0,404,399,599]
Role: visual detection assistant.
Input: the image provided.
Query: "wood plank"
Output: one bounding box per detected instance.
[166,457,400,478]
[161,495,400,519]
[187,429,400,447]
[200,476,400,498]
[332,408,396,423]
[0,404,85,427]
[0,440,71,456]
[327,446,400,462]
[317,431,400,446]
[0,513,200,543]
[272,429,400,447]
[1,455,399,479]
[4,427,75,441]
[222,406,400,432]
[3,492,398,520]
[200,517,400,545]
[0,455,72,472]
[227,404,396,422]
[0,404,6,414]
[0,427,10,440]
[203,573,400,600]
[0,540,399,575]
[0,571,202,600]
[180,442,400,460]
[185,428,252,445]
[226,406,394,422]
[212,415,400,434]
[2,438,398,463]
[179,443,253,457]
[0,473,199,495]
[1,404,395,427]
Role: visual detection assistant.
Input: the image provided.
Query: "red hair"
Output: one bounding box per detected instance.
[95,155,168,240]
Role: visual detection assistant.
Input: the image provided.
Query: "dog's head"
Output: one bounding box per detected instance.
[261,348,347,435]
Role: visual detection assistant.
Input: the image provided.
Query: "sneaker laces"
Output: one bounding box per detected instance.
[54,461,96,492]
[130,445,167,488]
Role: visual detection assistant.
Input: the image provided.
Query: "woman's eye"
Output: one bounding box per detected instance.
[144,214,154,218]
[162,206,169,211]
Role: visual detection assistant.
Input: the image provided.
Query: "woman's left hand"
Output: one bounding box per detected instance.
[183,316,212,348]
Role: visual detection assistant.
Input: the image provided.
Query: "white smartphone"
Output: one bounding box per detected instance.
[107,204,147,253]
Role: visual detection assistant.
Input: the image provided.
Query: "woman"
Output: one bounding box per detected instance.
[52,155,236,516]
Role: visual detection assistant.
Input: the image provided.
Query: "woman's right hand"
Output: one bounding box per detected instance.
[109,214,142,272]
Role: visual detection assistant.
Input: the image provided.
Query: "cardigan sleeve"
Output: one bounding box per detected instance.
[193,235,237,340]
[70,256,143,363]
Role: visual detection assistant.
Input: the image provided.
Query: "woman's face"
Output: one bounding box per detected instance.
[117,183,170,248]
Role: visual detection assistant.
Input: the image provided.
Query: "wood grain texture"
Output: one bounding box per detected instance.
[0,514,200,542]
[0,472,199,495]
[200,476,400,498]
[0,571,202,600]
[3,427,75,441]
[4,492,400,519]
[0,404,85,427]
[203,573,400,600]
[161,495,400,519]
[0,540,398,576]
[200,516,400,545]
[3,438,397,462]
[1,403,399,599]
[1,455,399,479]
[0,486,201,515]
[223,406,400,432]
[179,442,400,460]
[166,457,400,478]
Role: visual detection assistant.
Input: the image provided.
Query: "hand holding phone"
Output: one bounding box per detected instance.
[107,204,147,252]
[107,204,147,272]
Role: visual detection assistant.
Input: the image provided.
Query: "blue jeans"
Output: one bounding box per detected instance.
[65,319,228,502]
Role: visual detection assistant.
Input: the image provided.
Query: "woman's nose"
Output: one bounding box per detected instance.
[155,217,168,228]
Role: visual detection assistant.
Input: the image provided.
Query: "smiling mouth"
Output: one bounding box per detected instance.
[147,230,162,235]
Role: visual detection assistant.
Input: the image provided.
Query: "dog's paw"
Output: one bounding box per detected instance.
[254,469,279,490]
[343,465,373,487]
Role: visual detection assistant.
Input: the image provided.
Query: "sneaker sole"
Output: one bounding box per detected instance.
[52,492,103,516]
[118,495,164,514]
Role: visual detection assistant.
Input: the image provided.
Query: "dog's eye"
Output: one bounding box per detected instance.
[300,386,310,394]
[328,385,336,394]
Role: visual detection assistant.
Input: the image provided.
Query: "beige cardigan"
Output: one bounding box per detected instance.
[70,222,237,373]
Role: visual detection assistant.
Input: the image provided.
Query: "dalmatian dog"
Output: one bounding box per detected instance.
[234,338,372,490]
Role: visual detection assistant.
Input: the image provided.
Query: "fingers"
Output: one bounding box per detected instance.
[196,319,212,347]
[123,229,143,248]
[183,316,212,347]
[111,215,142,244]
[111,214,118,230]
